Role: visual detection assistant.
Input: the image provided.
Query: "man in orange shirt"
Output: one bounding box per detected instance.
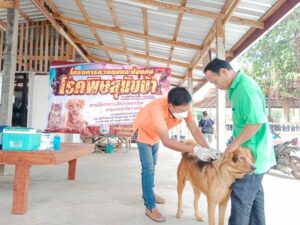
[133,87,220,222]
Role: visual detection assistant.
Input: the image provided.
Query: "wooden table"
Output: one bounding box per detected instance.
[0,143,94,215]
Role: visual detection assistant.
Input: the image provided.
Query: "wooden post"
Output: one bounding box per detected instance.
[215,19,226,151]
[68,159,77,180]
[12,165,31,214]
[66,43,75,61]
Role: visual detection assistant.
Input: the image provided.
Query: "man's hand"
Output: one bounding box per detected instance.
[225,143,239,153]
[224,143,239,161]
[193,146,221,161]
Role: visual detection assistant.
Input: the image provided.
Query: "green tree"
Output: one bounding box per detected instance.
[237,6,300,122]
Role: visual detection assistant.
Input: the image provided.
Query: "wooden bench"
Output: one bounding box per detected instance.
[0,143,94,214]
[81,134,131,152]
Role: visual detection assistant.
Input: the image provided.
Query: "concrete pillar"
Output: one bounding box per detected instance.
[215,19,226,151]
[0,7,19,175]
[187,69,193,136]
[187,68,193,95]
[0,7,19,125]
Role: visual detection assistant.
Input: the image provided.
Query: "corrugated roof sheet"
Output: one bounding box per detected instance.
[0,0,293,89]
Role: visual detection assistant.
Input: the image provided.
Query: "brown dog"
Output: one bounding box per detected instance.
[64,99,88,133]
[176,141,255,225]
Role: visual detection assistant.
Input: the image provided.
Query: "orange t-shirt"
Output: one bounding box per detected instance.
[133,97,193,145]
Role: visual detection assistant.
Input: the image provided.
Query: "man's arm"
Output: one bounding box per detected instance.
[156,127,194,153]
[186,120,209,148]
[226,124,261,152]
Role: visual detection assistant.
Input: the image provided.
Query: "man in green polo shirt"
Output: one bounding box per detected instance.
[204,58,276,225]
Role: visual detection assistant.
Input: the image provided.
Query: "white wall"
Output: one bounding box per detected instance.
[27,73,82,143]
[27,73,49,129]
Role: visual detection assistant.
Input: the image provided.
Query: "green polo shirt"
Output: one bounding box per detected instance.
[228,70,276,174]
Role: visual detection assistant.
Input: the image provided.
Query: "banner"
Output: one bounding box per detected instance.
[46,63,171,137]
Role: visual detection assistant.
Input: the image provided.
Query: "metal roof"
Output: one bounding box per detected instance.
[0,0,298,90]
[0,0,45,23]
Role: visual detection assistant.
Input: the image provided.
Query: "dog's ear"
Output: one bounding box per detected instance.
[79,99,85,108]
[224,151,233,162]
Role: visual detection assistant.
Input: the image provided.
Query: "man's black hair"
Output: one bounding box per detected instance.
[203,58,233,74]
[167,87,192,106]
[203,111,208,117]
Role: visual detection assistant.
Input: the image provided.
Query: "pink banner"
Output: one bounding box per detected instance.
[46,63,171,137]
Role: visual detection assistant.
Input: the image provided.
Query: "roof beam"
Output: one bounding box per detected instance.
[229,16,264,29]
[142,8,150,66]
[46,0,77,38]
[0,0,17,8]
[75,0,112,61]
[193,80,207,93]
[89,55,121,64]
[172,74,184,80]
[31,0,90,62]
[130,0,264,29]
[46,0,94,61]
[19,8,31,22]
[222,0,241,25]
[179,0,241,86]
[178,25,215,86]
[74,38,203,70]
[167,0,187,67]
[192,53,211,93]
[107,0,131,63]
[53,15,202,50]
[132,0,223,19]
[0,19,6,31]
[172,73,205,83]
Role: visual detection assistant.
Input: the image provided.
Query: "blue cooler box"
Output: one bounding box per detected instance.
[0,125,8,149]
[2,127,41,151]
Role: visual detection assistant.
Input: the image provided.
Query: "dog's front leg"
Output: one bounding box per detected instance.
[176,170,186,219]
[207,201,217,225]
[193,187,204,221]
[218,196,229,225]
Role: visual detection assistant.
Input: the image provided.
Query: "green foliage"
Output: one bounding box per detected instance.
[237,6,300,99]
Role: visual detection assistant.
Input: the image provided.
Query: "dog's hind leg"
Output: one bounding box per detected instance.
[176,164,186,219]
[218,196,229,225]
[192,187,204,221]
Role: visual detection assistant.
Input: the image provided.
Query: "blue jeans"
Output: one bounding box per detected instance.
[136,138,159,209]
[229,174,266,225]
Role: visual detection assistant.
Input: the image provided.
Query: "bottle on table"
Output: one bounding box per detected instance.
[53,135,61,151]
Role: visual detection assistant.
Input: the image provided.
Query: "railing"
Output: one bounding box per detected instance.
[226,123,300,132]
